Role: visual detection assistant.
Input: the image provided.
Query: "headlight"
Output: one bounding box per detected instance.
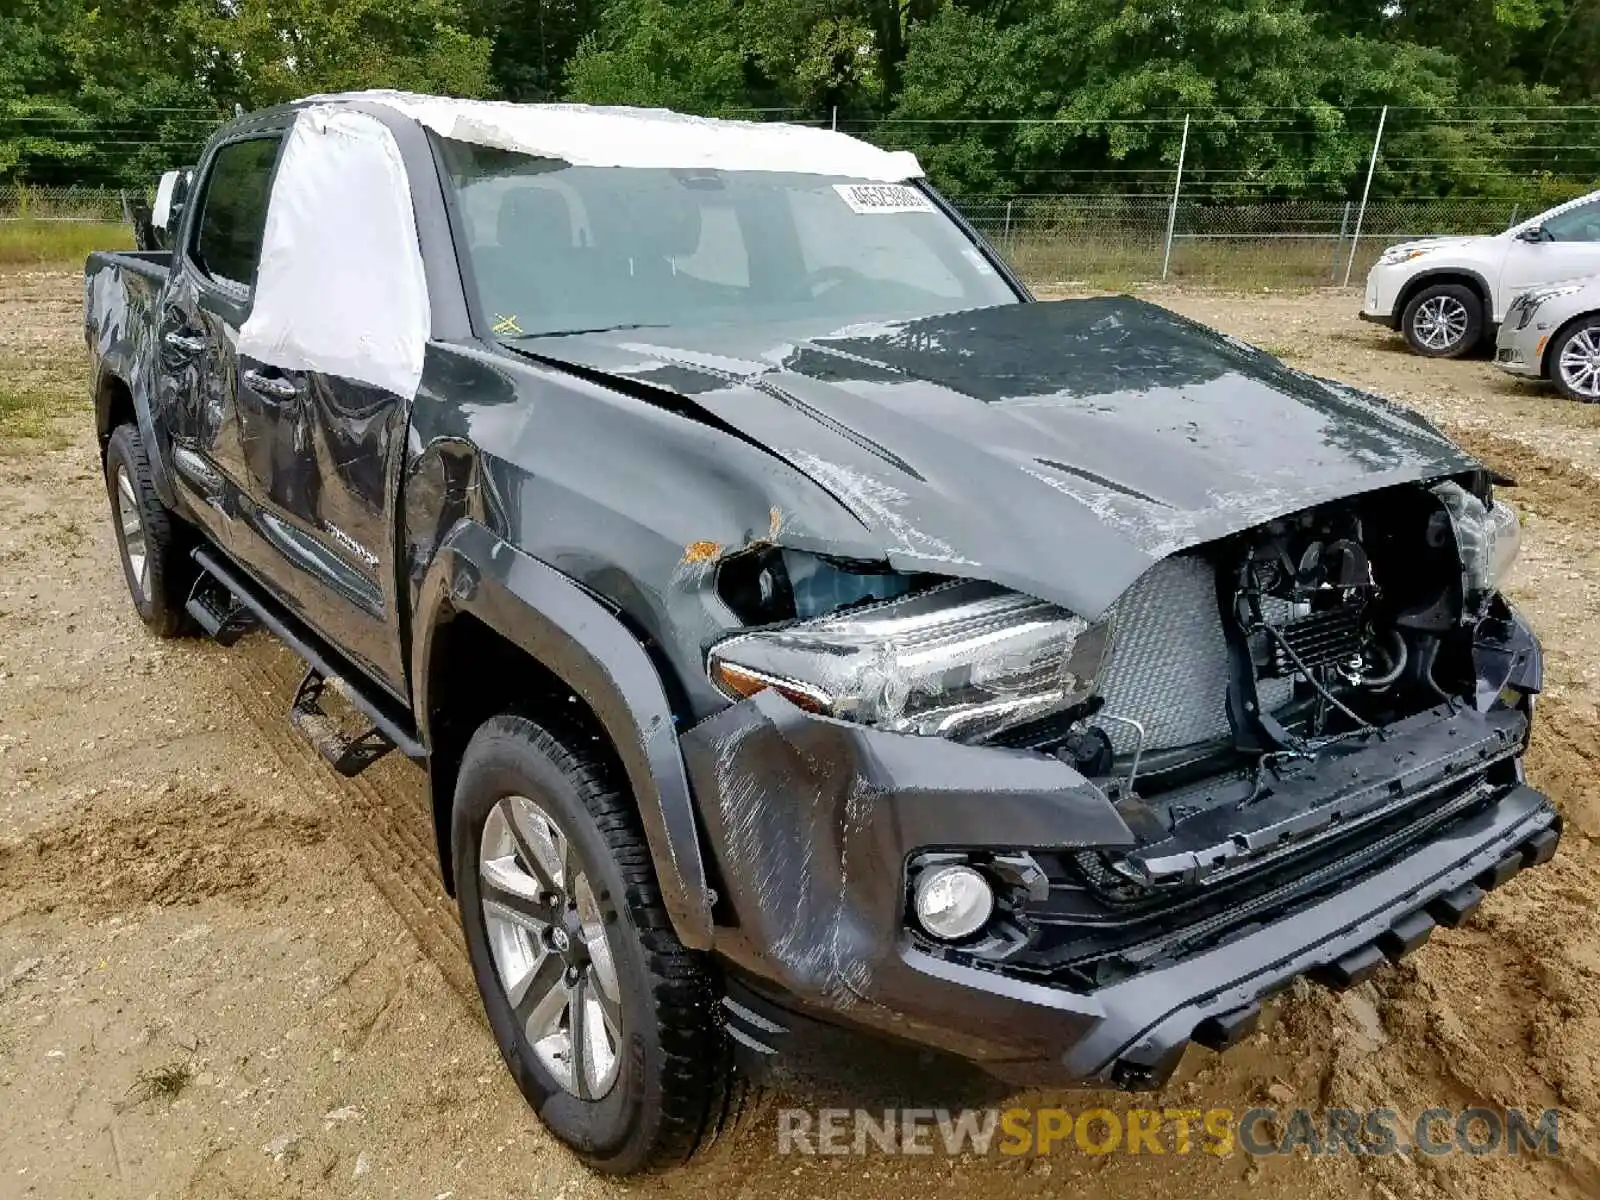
[1379,246,1432,266]
[1515,283,1584,329]
[1434,482,1521,593]
[707,579,1113,742]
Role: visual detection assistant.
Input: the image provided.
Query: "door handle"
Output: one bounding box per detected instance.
[163,330,207,356]
[243,369,301,402]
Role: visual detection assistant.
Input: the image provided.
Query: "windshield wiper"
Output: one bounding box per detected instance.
[507,322,670,339]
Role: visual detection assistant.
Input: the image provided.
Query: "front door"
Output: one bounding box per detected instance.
[1499,197,1600,316]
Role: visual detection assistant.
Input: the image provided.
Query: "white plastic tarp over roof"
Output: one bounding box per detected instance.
[318,89,924,181]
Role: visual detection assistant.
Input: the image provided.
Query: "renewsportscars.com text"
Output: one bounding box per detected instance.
[776,1106,1563,1158]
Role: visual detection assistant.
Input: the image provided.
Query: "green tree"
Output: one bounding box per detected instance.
[564,0,748,113]
[889,0,1560,197]
[0,0,493,185]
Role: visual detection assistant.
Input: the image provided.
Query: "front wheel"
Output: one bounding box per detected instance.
[1401,283,1483,358]
[1549,317,1600,402]
[452,715,737,1173]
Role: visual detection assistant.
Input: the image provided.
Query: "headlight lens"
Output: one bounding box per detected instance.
[707,579,1113,742]
[1379,246,1432,266]
[1515,283,1583,329]
[1434,482,1521,593]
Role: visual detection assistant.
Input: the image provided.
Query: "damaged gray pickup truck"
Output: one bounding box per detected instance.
[84,93,1558,1172]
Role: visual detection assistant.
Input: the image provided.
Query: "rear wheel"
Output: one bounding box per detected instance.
[452,715,736,1173]
[1401,283,1483,358]
[1550,318,1600,402]
[104,423,193,637]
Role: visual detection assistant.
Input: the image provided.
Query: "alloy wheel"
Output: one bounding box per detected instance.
[1412,295,1469,351]
[115,465,151,602]
[1558,327,1600,399]
[479,794,623,1100]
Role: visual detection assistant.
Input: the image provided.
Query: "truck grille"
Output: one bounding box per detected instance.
[1091,557,1290,754]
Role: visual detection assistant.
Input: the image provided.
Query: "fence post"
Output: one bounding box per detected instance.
[831,106,838,132]
[1003,199,1013,251]
[1330,200,1352,284]
[1507,203,1519,230]
[1343,104,1388,288]
[1161,114,1191,281]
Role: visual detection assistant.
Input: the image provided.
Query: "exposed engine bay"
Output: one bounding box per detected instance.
[707,474,1537,981]
[1068,477,1526,806]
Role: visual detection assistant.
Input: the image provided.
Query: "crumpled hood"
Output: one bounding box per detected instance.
[516,298,1475,618]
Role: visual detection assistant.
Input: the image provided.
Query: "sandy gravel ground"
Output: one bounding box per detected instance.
[2,270,1599,1199]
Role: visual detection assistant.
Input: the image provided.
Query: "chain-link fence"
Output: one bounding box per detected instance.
[0,183,1554,288]
[0,185,133,223]
[961,195,1534,287]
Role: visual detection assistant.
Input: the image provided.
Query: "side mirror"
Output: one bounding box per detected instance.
[151,170,182,233]
[1516,224,1549,243]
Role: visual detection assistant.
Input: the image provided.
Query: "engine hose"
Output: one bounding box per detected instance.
[1360,629,1409,689]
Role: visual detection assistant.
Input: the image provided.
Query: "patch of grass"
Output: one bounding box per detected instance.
[0,352,84,449]
[999,234,1383,291]
[123,1059,194,1106]
[0,220,131,267]
[0,374,79,447]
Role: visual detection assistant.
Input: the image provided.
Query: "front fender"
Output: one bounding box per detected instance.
[412,519,714,949]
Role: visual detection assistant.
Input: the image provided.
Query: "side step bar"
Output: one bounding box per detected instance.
[185,572,259,646]
[290,667,401,776]
[190,546,426,774]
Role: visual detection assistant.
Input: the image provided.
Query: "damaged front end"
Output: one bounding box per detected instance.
[680,472,1558,1084]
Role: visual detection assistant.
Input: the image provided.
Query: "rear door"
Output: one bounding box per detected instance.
[163,127,411,695]
[160,132,284,564]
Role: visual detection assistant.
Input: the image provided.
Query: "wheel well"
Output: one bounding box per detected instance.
[423,608,627,894]
[1396,272,1490,322]
[96,374,135,454]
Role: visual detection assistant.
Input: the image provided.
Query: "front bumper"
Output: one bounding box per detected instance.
[1495,310,1548,379]
[683,689,1557,1088]
[1360,263,1403,326]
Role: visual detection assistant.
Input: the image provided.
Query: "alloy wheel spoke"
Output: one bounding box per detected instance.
[510,950,569,1040]
[508,803,572,896]
[480,857,561,928]
[568,974,592,1100]
[588,962,623,1038]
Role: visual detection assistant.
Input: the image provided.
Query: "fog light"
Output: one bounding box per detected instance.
[913,865,994,940]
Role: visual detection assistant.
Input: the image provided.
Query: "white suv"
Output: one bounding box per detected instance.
[1360,188,1600,357]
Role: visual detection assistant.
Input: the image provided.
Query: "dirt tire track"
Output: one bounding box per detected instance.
[218,645,481,1009]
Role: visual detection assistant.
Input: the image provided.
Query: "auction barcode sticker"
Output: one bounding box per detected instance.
[833,183,936,214]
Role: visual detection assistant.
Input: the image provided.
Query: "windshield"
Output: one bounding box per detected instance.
[437,137,1019,339]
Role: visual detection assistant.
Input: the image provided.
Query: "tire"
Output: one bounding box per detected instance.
[452,715,736,1174]
[1401,282,1484,358]
[1547,316,1600,403]
[103,423,194,637]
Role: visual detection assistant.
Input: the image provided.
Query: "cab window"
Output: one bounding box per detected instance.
[1541,199,1600,243]
[190,137,282,290]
